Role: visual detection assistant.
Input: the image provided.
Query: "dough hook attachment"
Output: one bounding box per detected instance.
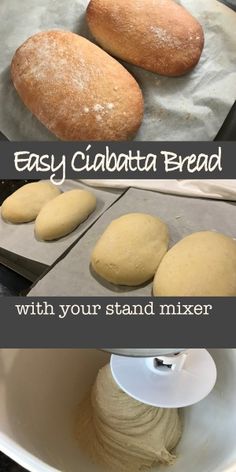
[108,349,217,408]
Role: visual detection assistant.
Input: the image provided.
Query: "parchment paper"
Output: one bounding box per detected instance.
[0,0,236,141]
[0,181,123,265]
[29,187,236,296]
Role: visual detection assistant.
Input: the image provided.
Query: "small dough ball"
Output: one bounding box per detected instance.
[35,189,96,241]
[153,231,236,296]
[91,213,169,286]
[1,182,60,223]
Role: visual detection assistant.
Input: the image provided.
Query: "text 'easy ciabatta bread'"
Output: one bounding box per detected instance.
[11,30,144,140]
[86,0,204,77]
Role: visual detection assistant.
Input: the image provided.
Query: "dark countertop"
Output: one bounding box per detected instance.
[0,263,31,296]
[221,0,236,7]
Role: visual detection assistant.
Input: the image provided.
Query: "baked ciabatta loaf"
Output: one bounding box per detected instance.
[86,0,204,77]
[11,30,144,140]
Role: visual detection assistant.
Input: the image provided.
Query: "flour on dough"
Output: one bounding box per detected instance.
[76,364,182,472]
[1,182,60,223]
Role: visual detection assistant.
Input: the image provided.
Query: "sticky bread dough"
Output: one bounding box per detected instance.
[1,182,60,223]
[91,213,169,286]
[76,364,182,472]
[35,189,96,240]
[153,230,236,296]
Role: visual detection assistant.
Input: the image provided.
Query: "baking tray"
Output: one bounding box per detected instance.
[0,180,123,268]
[29,187,236,296]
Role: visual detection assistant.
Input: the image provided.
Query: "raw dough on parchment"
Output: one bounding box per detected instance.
[153,231,236,296]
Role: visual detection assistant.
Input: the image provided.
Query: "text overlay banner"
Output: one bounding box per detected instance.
[0,296,235,348]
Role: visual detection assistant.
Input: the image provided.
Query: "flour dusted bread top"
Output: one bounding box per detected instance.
[91,213,169,286]
[87,0,204,77]
[35,189,96,241]
[11,30,144,140]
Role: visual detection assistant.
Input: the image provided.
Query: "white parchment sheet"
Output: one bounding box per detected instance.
[0,181,123,265]
[29,187,236,296]
[0,0,236,141]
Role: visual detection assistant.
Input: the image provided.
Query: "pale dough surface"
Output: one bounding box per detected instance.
[1,182,60,223]
[35,189,96,240]
[11,30,143,141]
[87,0,204,77]
[76,364,182,472]
[153,231,236,296]
[91,213,169,286]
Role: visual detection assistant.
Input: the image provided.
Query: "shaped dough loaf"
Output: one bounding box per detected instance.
[153,231,236,296]
[1,182,60,223]
[76,364,182,472]
[35,189,96,240]
[91,213,169,286]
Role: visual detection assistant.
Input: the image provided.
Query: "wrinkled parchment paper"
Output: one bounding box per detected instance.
[29,187,236,296]
[0,181,122,265]
[0,0,236,141]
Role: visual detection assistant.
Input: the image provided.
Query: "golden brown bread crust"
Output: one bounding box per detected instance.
[11,30,144,140]
[86,0,204,77]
